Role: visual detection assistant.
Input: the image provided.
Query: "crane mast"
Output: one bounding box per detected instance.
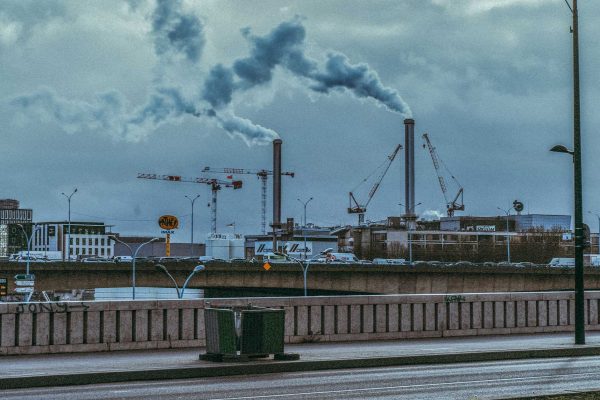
[137,173,243,234]
[348,144,402,224]
[422,133,464,217]
[202,167,294,234]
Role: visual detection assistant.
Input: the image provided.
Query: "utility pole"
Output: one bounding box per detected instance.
[61,188,77,262]
[185,194,201,257]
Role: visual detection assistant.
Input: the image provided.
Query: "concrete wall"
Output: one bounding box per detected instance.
[2,291,600,355]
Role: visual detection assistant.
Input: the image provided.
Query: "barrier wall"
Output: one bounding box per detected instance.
[2,291,600,355]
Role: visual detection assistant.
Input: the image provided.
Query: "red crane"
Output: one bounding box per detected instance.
[137,173,242,234]
[202,167,294,234]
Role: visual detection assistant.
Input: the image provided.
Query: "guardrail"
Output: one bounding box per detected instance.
[1,291,599,355]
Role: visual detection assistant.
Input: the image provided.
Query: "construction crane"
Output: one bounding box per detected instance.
[422,133,464,217]
[202,167,294,235]
[348,144,402,224]
[137,173,243,234]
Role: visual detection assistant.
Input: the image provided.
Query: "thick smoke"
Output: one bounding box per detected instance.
[151,0,205,64]
[205,18,411,117]
[11,10,409,146]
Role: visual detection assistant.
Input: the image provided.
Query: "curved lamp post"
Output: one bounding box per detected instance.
[497,207,512,263]
[276,253,312,297]
[109,236,159,300]
[16,224,41,276]
[154,263,205,299]
[185,194,201,257]
[61,188,77,262]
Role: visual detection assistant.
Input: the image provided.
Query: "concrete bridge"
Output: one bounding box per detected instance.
[2,261,600,294]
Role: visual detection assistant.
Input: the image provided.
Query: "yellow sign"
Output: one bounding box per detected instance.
[158,215,179,230]
[263,262,271,271]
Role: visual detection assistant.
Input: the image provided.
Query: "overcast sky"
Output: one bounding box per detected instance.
[1,0,599,240]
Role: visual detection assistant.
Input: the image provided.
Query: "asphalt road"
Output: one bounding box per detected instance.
[4,356,600,400]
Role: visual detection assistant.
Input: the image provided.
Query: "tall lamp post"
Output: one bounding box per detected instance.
[588,211,600,253]
[497,207,512,263]
[110,236,159,300]
[61,188,77,262]
[155,264,205,299]
[400,202,421,264]
[548,0,584,345]
[16,224,41,276]
[297,197,313,260]
[185,194,201,258]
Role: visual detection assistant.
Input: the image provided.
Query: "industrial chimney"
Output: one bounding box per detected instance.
[404,119,415,218]
[272,139,282,251]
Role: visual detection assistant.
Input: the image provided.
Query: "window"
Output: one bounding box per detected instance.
[95,238,98,246]
[76,238,80,245]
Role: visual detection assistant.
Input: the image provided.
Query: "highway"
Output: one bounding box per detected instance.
[4,357,600,399]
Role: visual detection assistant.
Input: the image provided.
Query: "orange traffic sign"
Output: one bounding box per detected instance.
[263,262,271,271]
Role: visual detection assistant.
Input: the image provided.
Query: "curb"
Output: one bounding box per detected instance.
[3,346,600,390]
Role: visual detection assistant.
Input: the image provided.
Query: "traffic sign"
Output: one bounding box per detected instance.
[15,280,35,287]
[14,274,35,281]
[15,287,34,294]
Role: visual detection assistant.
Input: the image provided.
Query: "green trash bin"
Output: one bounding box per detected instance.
[200,305,299,362]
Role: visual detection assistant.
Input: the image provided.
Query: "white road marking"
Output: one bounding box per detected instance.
[206,371,600,400]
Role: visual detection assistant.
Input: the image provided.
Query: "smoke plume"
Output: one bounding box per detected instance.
[11,9,410,145]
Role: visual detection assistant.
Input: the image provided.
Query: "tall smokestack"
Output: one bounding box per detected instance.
[272,139,282,250]
[404,119,415,217]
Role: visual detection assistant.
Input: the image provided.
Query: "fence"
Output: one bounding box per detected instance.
[1,291,599,355]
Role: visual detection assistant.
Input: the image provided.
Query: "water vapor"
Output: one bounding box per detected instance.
[11,11,410,145]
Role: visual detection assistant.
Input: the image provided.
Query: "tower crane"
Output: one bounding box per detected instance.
[202,167,294,235]
[137,173,243,234]
[348,144,402,224]
[422,133,464,217]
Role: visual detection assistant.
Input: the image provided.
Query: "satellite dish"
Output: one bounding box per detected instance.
[513,200,524,213]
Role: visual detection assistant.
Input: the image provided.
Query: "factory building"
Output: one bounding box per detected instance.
[0,199,33,258]
[245,224,337,260]
[333,214,575,264]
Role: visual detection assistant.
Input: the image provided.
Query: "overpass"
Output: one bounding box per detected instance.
[2,261,600,294]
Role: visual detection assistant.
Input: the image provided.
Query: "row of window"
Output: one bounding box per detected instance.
[69,237,108,246]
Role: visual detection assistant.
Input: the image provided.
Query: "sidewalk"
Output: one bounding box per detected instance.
[2,332,600,390]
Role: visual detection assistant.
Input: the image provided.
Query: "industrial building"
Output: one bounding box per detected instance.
[0,199,33,258]
[333,214,576,263]
[31,222,115,261]
[245,224,337,260]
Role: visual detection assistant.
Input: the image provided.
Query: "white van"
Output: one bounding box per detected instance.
[114,256,133,263]
[326,252,359,263]
[548,258,575,267]
[373,258,407,265]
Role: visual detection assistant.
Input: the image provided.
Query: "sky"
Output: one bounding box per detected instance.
[1,0,600,240]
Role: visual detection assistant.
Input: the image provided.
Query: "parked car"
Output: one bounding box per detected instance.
[82,257,112,263]
[372,258,407,265]
[114,256,133,263]
[198,256,215,262]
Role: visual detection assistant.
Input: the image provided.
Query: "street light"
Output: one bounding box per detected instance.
[497,207,512,263]
[276,251,323,297]
[399,202,422,264]
[297,197,314,260]
[185,194,201,258]
[588,211,600,253]
[154,263,205,299]
[61,188,77,262]
[297,197,313,227]
[109,236,159,300]
[16,224,41,276]
[547,0,584,347]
